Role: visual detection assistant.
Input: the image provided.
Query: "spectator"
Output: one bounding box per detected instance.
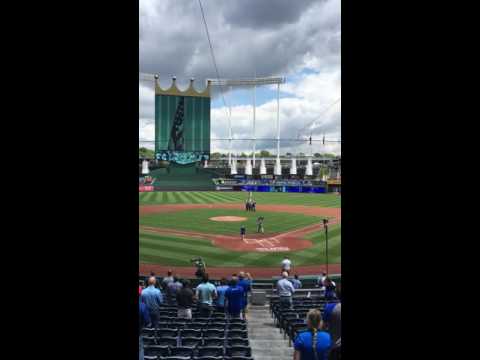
[216,278,229,312]
[225,276,245,319]
[161,270,174,290]
[238,271,252,316]
[276,271,295,309]
[291,274,302,289]
[195,273,217,317]
[323,301,341,351]
[141,276,163,328]
[177,279,195,319]
[139,299,151,360]
[166,276,183,304]
[281,256,292,272]
[294,309,332,360]
[317,272,327,288]
[324,278,337,300]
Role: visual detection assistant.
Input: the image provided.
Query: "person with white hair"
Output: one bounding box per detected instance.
[276,271,296,309]
[141,276,163,328]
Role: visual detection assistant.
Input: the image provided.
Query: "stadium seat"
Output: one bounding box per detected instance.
[227,323,246,331]
[156,337,178,347]
[193,357,223,360]
[181,329,202,338]
[202,337,225,347]
[143,356,157,360]
[180,336,202,347]
[144,345,170,357]
[225,346,252,357]
[170,346,195,357]
[227,330,248,339]
[194,317,211,322]
[159,357,192,360]
[188,322,206,330]
[197,346,224,357]
[227,338,249,347]
[142,328,156,337]
[156,328,178,338]
[203,329,225,338]
[142,336,157,345]
[224,357,254,360]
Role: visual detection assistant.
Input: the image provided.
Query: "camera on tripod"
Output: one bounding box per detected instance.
[191,257,206,278]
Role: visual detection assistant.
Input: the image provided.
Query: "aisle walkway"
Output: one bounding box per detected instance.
[247,305,293,360]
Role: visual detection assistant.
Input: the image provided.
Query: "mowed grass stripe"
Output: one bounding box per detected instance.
[202,192,232,203]
[140,238,244,263]
[140,236,229,256]
[171,192,184,203]
[161,192,168,203]
[191,192,216,204]
[181,191,202,204]
[206,192,239,203]
[175,192,192,204]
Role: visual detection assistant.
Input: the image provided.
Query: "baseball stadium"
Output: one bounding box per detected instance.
[139,76,341,280]
[139,2,341,359]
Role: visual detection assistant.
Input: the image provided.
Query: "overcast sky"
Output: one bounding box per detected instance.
[139,0,340,155]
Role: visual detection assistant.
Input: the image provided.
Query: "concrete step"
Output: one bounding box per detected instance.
[247,305,293,360]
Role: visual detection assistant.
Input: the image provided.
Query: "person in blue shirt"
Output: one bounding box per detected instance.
[291,274,303,289]
[215,278,229,312]
[195,273,217,317]
[139,299,151,360]
[141,276,163,328]
[294,309,332,360]
[225,276,245,318]
[237,271,251,316]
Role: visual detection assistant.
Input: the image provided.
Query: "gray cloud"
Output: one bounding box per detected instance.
[139,0,340,154]
[140,0,340,82]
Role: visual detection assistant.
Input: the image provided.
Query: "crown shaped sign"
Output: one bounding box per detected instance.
[155,76,211,98]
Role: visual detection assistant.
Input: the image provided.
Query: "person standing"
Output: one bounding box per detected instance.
[317,272,327,288]
[276,271,296,309]
[293,309,332,360]
[166,276,183,304]
[256,216,264,233]
[240,225,246,241]
[225,276,245,319]
[215,278,229,313]
[291,274,302,289]
[195,273,217,317]
[323,278,337,300]
[177,279,195,319]
[238,272,252,317]
[161,270,174,290]
[281,256,292,273]
[323,301,341,352]
[139,298,151,360]
[141,276,164,328]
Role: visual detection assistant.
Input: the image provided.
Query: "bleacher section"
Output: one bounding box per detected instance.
[270,294,339,347]
[149,163,216,191]
[142,301,253,360]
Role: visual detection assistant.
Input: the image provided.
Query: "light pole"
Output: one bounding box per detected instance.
[323,218,329,275]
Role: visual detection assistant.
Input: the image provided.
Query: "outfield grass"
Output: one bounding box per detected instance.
[140,208,322,235]
[139,191,341,207]
[139,191,341,267]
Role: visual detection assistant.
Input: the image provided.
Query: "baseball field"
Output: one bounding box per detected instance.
[139,191,341,277]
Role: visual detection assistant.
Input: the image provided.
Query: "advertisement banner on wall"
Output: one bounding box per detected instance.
[139,185,155,192]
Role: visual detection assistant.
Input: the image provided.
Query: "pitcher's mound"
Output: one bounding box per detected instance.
[210,216,247,222]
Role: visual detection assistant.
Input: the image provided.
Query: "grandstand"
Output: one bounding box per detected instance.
[140,274,340,360]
